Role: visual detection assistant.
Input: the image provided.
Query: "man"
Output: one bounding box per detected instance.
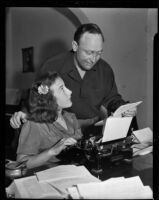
[10,23,136,136]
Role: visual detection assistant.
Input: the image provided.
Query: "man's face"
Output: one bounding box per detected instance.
[73,32,103,71]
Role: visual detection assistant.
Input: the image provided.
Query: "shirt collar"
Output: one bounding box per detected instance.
[61,50,99,74]
[73,54,98,72]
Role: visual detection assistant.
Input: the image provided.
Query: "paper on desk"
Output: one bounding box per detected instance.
[133,127,153,144]
[36,165,100,198]
[6,175,62,199]
[49,175,100,195]
[6,165,100,199]
[76,176,152,199]
[22,177,65,198]
[113,101,142,117]
[102,117,133,143]
[133,145,153,156]
[67,186,81,199]
[36,165,98,183]
[103,176,144,186]
[77,176,143,193]
[12,176,38,198]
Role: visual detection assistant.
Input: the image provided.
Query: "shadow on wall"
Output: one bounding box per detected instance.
[53,7,82,29]
[38,39,69,68]
[37,7,83,69]
[6,7,87,104]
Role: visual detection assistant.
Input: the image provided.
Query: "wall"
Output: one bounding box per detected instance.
[6,7,157,129]
[78,8,157,129]
[6,7,77,90]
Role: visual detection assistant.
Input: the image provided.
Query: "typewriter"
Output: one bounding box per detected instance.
[59,117,135,174]
[80,135,133,173]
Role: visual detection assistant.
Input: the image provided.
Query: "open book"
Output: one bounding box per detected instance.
[95,101,142,126]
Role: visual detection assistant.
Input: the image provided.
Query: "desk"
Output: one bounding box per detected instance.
[99,153,153,189]
[5,153,153,189]
[5,154,153,199]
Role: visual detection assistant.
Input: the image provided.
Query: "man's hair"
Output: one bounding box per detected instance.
[27,71,60,123]
[74,23,104,44]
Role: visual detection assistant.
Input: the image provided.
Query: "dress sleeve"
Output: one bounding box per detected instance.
[16,121,41,156]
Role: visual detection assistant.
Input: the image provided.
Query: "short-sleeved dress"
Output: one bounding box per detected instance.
[17,111,83,168]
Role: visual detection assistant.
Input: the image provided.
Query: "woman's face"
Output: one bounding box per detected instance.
[50,77,72,110]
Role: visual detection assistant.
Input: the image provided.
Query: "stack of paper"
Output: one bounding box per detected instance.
[132,127,153,156]
[133,127,153,144]
[6,165,100,198]
[36,165,95,182]
[36,164,100,196]
[68,176,152,199]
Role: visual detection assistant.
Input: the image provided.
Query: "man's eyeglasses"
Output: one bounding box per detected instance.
[78,46,103,57]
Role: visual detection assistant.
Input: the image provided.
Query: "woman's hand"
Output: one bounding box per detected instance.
[49,138,77,156]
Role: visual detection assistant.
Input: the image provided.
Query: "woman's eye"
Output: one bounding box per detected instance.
[61,87,65,92]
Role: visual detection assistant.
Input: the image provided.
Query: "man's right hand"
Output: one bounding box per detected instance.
[10,111,27,129]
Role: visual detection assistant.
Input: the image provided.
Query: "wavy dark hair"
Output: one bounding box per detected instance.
[27,71,60,123]
[74,23,104,44]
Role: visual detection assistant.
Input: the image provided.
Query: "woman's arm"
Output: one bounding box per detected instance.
[17,137,77,169]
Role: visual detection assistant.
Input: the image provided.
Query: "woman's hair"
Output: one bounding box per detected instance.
[27,71,60,123]
[74,23,104,44]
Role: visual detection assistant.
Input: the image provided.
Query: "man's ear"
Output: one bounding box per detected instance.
[72,41,78,52]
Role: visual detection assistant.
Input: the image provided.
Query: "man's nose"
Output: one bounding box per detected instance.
[90,54,97,63]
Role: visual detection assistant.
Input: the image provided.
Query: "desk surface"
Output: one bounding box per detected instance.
[5,153,153,190]
[100,153,153,189]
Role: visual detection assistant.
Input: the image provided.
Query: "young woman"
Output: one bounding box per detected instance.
[16,71,83,170]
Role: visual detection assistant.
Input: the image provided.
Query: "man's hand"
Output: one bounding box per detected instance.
[10,111,27,129]
[122,107,137,117]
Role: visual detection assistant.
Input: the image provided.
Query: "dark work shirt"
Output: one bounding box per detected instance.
[36,51,126,119]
